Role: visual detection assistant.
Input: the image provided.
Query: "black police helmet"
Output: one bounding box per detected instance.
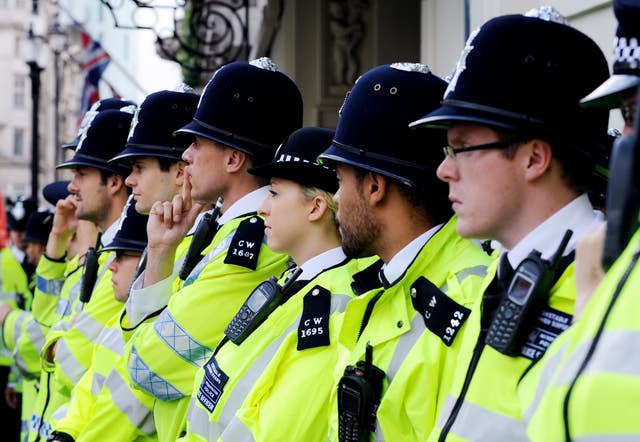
[411,12,611,197]
[62,98,137,150]
[42,181,71,206]
[249,127,337,193]
[101,196,148,254]
[412,13,609,144]
[110,90,199,164]
[176,58,303,163]
[23,209,53,246]
[56,109,134,177]
[582,0,640,108]
[7,197,38,232]
[319,63,448,189]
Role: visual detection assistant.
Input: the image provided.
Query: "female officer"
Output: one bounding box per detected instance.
[181,127,372,441]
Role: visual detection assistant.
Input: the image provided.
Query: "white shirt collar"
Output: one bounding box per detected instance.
[294,247,347,281]
[380,223,443,287]
[502,193,605,269]
[217,186,270,226]
[101,219,119,247]
[10,245,25,263]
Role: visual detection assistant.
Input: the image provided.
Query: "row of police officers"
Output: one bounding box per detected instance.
[0,2,638,441]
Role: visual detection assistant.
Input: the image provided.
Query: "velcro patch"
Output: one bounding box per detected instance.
[297,285,331,350]
[224,216,264,270]
[520,306,572,361]
[411,276,471,346]
[197,356,229,413]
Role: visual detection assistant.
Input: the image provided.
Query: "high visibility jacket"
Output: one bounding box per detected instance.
[26,252,116,441]
[8,257,82,379]
[54,309,157,441]
[429,260,575,441]
[27,261,84,441]
[0,248,31,367]
[183,256,374,441]
[52,251,117,398]
[126,213,289,442]
[326,217,490,442]
[519,228,640,442]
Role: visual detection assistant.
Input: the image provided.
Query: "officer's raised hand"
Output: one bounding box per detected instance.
[144,177,203,286]
[46,195,79,260]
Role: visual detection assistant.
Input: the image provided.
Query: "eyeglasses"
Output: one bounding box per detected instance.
[620,100,636,127]
[442,138,523,159]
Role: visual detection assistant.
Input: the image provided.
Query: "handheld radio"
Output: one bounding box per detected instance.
[224,267,303,345]
[178,197,223,280]
[486,229,573,356]
[79,233,102,304]
[337,344,385,442]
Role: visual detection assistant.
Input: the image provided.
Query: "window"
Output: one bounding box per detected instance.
[14,128,24,156]
[13,74,25,109]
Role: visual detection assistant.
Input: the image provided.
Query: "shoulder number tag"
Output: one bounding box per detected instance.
[297,285,331,350]
[224,216,264,270]
[411,276,471,347]
[197,356,229,413]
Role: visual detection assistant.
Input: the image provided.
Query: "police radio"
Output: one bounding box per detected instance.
[337,344,385,442]
[602,91,640,269]
[79,233,102,304]
[224,267,303,345]
[486,229,573,356]
[178,197,223,280]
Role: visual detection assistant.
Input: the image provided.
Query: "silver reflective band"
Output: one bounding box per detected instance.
[129,343,183,401]
[153,309,212,366]
[219,415,256,441]
[92,372,106,395]
[440,264,488,295]
[524,342,568,421]
[183,231,234,287]
[98,326,125,356]
[104,370,156,435]
[437,395,528,442]
[56,339,88,384]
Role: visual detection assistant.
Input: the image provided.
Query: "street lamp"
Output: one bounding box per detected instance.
[23,4,47,201]
[48,21,66,180]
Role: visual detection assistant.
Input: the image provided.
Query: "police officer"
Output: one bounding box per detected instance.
[518,1,640,440]
[0,208,53,439]
[0,197,36,440]
[109,88,199,325]
[29,108,134,441]
[26,185,98,441]
[411,7,610,441]
[49,197,149,442]
[183,127,372,441]
[123,57,302,442]
[316,63,491,441]
[51,89,201,442]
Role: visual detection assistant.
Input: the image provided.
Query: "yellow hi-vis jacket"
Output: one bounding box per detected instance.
[183,254,375,441]
[326,217,491,442]
[0,247,31,366]
[126,213,288,442]
[27,258,84,441]
[429,259,575,441]
[54,308,157,441]
[519,227,640,442]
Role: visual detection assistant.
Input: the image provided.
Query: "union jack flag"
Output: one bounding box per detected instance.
[78,31,111,125]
